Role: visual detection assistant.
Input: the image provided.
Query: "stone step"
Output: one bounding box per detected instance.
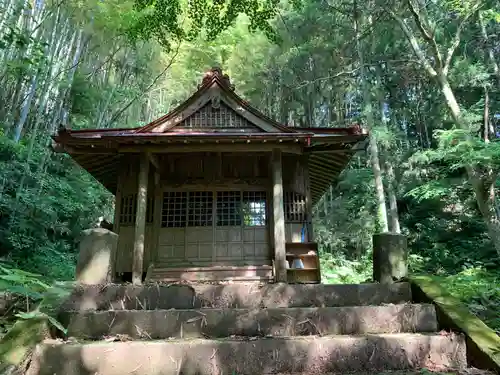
[63,304,438,340]
[61,282,411,311]
[27,333,467,375]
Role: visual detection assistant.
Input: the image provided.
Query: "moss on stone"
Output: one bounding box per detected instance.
[410,275,500,373]
[0,318,49,370]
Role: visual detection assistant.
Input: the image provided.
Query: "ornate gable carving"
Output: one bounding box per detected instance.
[167,101,260,133]
[140,67,293,134]
[199,67,235,90]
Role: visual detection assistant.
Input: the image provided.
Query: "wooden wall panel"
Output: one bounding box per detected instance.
[157,228,186,263]
[158,153,269,185]
[115,226,134,273]
[215,227,243,261]
[185,227,213,263]
[115,225,154,272]
[243,227,270,261]
[153,187,272,269]
[115,153,278,273]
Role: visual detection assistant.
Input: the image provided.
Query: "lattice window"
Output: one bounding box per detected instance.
[242,191,267,226]
[120,194,154,225]
[161,192,187,228]
[217,191,242,226]
[284,191,306,223]
[188,191,213,227]
[119,194,136,226]
[180,102,256,129]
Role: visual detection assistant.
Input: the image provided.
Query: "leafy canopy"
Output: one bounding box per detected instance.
[128,0,281,50]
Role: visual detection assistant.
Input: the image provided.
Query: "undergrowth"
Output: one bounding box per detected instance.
[320,249,500,333]
[0,262,71,339]
[430,267,500,333]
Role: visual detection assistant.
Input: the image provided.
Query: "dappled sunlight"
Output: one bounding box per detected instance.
[75,229,117,286]
[1,0,499,374]
[411,276,500,371]
[30,333,467,375]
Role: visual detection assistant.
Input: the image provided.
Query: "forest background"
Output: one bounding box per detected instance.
[0,0,499,332]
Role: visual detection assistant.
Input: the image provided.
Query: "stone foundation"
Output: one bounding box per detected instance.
[59,282,412,311]
[64,304,438,339]
[27,333,467,375]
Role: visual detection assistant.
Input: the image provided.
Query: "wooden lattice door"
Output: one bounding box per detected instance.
[185,192,214,264]
[157,189,271,268]
[157,192,187,266]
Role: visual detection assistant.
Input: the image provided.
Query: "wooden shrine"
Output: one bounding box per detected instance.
[52,68,368,284]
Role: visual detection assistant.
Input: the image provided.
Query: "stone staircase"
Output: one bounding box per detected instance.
[26,282,468,375]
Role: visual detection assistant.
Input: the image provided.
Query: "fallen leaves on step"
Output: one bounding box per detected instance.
[438,329,453,336]
[103,334,132,342]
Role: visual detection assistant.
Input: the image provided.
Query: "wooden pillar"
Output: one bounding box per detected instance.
[151,169,162,265]
[133,153,150,285]
[272,149,287,282]
[111,161,124,282]
[302,155,314,242]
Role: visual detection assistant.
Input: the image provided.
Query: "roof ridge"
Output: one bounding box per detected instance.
[136,68,295,134]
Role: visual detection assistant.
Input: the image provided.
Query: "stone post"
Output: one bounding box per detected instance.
[76,228,118,284]
[372,233,408,284]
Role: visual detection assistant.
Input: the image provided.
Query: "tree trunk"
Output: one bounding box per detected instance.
[479,12,500,84]
[384,159,401,233]
[390,5,500,257]
[13,73,38,142]
[438,74,500,257]
[354,3,389,232]
[483,86,490,143]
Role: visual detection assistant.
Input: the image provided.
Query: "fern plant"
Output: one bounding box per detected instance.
[0,262,72,335]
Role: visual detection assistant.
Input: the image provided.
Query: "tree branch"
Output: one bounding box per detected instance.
[407,0,443,69]
[30,0,66,36]
[442,1,483,75]
[292,68,359,90]
[407,0,433,40]
[292,59,420,90]
[86,46,123,79]
[106,44,180,128]
[322,0,353,18]
[386,9,438,77]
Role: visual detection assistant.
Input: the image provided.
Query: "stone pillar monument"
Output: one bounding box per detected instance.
[75,228,118,284]
[373,233,408,284]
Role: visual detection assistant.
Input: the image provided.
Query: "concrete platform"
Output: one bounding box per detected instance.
[64,304,438,339]
[27,333,467,375]
[60,282,412,311]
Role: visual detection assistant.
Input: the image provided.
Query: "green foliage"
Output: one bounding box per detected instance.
[410,129,500,173]
[0,25,47,79]
[0,135,113,280]
[0,263,72,335]
[0,0,499,341]
[433,267,500,332]
[0,264,49,301]
[128,0,280,51]
[15,310,65,335]
[320,252,372,284]
[315,168,377,257]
